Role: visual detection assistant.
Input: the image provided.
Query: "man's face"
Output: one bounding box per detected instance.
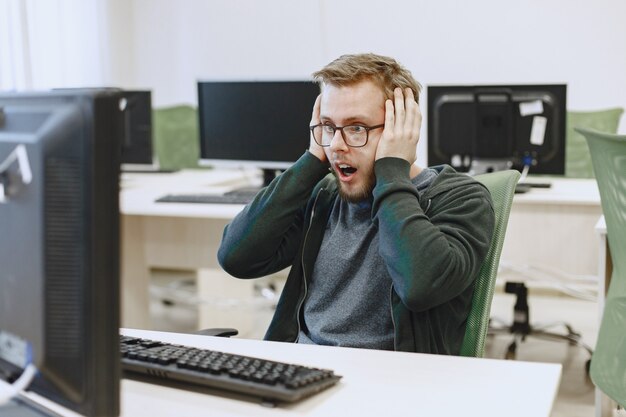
[320,80,386,203]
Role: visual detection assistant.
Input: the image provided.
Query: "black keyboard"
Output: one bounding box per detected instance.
[155,193,254,204]
[515,181,552,194]
[518,181,552,189]
[120,335,342,404]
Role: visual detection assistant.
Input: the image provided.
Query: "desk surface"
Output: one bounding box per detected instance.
[124,330,561,417]
[120,169,255,219]
[30,329,562,417]
[515,176,599,206]
[121,170,601,218]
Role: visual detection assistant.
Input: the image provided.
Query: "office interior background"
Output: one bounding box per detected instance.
[2,0,626,168]
[2,1,625,416]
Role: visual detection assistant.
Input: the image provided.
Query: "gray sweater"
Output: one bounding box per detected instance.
[298,169,438,350]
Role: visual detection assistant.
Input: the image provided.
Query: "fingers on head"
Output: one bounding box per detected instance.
[385,99,395,124]
[393,88,405,122]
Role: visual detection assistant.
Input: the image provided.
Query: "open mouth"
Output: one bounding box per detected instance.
[336,163,357,180]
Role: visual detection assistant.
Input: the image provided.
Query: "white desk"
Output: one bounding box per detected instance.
[119,172,603,330]
[120,169,253,329]
[28,329,562,417]
[498,177,602,292]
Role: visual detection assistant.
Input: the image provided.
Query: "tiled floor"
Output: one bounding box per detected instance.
[150,272,600,417]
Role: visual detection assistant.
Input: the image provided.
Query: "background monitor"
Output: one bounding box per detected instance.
[197,80,319,186]
[0,90,121,416]
[53,88,154,171]
[427,84,566,175]
[120,90,154,169]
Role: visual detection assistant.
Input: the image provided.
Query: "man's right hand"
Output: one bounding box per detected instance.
[308,94,327,163]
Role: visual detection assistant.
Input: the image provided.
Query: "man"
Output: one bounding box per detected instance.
[218,53,495,355]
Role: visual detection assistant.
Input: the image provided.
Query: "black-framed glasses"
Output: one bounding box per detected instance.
[309,123,385,148]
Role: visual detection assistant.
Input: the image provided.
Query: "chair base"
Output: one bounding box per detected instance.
[488,281,593,373]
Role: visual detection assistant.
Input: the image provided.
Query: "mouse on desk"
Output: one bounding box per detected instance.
[515,184,532,194]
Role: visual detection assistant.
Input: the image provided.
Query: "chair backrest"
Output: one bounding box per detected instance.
[576,127,626,408]
[566,108,623,178]
[460,170,521,357]
[152,105,201,170]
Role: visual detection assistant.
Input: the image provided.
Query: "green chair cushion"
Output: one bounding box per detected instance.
[566,108,623,178]
[153,105,202,170]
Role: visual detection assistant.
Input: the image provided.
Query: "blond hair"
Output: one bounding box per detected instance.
[312,53,422,103]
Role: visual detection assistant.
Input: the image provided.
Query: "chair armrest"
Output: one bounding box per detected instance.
[194,328,239,337]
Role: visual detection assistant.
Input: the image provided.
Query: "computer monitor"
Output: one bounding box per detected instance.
[197,81,319,187]
[55,88,154,171]
[120,90,154,170]
[427,84,566,175]
[0,90,122,416]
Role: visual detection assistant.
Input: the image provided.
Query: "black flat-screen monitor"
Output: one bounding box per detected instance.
[427,84,566,175]
[120,90,154,169]
[197,81,319,186]
[0,90,121,416]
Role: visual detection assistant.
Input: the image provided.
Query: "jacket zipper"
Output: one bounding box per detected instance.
[390,284,397,350]
[293,188,324,342]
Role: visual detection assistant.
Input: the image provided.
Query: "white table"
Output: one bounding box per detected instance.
[498,177,602,292]
[120,169,253,329]
[26,329,563,417]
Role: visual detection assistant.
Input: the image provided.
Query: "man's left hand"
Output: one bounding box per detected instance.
[375,87,422,164]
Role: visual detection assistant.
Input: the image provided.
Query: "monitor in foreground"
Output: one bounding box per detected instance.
[427,84,566,176]
[0,90,122,416]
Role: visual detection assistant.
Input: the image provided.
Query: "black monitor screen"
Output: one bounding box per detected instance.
[0,90,121,416]
[120,90,153,167]
[197,81,319,175]
[427,84,566,175]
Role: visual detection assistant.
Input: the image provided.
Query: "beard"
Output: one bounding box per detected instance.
[333,169,376,203]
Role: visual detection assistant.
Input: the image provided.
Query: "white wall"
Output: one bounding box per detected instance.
[109,0,626,166]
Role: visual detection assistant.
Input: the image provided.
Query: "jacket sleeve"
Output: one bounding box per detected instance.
[217,151,330,278]
[372,158,495,312]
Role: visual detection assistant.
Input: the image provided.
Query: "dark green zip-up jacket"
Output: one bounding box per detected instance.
[218,151,494,354]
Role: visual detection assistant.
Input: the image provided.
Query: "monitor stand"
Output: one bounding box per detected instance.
[468,158,513,176]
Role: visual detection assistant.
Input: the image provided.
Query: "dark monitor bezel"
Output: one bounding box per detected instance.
[427,84,566,175]
[197,80,319,172]
[120,90,154,169]
[0,90,121,417]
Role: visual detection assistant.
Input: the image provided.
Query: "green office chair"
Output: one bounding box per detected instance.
[566,108,623,178]
[152,105,202,171]
[460,170,520,358]
[576,127,626,410]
